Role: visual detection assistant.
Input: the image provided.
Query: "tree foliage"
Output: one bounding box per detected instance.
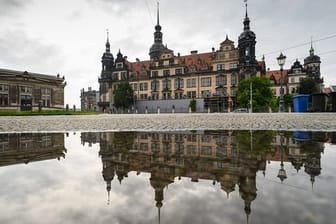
[114,82,134,110]
[236,76,276,112]
[283,94,293,109]
[189,99,196,112]
[298,77,318,94]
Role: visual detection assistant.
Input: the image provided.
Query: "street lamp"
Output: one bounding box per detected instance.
[277,132,287,183]
[277,52,286,112]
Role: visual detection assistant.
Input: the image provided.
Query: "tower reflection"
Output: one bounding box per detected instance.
[83,130,329,220]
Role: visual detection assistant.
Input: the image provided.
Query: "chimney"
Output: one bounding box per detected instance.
[136,58,140,62]
[212,47,215,52]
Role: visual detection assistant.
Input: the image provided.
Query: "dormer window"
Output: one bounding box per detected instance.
[189,65,196,72]
[116,63,123,69]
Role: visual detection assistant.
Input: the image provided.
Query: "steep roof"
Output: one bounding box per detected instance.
[266,69,289,85]
[180,52,213,71]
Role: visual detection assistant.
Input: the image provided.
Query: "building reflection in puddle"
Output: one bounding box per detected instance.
[80,130,333,222]
[0,130,334,224]
[0,133,66,167]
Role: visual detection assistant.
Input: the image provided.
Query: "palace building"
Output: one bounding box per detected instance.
[267,42,323,98]
[0,68,66,111]
[98,3,265,113]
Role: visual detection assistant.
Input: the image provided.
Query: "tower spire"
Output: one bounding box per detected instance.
[243,0,250,31]
[245,0,248,17]
[157,1,160,25]
[310,36,314,56]
[105,29,110,53]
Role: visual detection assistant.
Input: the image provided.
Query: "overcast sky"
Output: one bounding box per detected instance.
[0,0,335,107]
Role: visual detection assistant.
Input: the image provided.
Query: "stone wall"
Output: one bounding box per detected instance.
[135,98,205,113]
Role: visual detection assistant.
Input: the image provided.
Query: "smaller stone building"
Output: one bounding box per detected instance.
[80,87,99,111]
[0,68,66,111]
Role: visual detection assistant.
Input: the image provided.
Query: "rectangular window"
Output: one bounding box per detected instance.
[41,87,51,95]
[187,78,196,88]
[151,80,160,91]
[216,75,226,86]
[121,72,127,80]
[20,86,32,93]
[140,94,148,100]
[175,68,183,75]
[175,92,183,99]
[0,84,9,92]
[152,93,159,100]
[229,63,238,69]
[217,64,225,71]
[41,88,52,107]
[187,91,196,99]
[231,75,236,85]
[163,70,170,77]
[41,95,51,107]
[162,92,171,100]
[230,88,236,96]
[116,63,123,69]
[0,94,9,106]
[162,79,171,90]
[140,82,148,91]
[112,73,118,80]
[132,83,138,91]
[201,77,211,87]
[152,71,158,78]
[174,78,184,89]
[187,145,197,155]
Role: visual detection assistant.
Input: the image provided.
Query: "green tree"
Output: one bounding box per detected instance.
[189,99,196,112]
[283,94,293,110]
[298,77,318,94]
[114,82,134,110]
[236,76,276,112]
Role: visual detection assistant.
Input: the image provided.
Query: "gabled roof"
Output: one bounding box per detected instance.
[266,69,289,85]
[180,52,213,72]
[127,60,151,80]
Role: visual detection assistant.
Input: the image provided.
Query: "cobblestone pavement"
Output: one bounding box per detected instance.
[0,113,336,133]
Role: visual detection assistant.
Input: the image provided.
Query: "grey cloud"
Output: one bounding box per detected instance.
[85,0,143,15]
[0,0,32,16]
[0,29,65,75]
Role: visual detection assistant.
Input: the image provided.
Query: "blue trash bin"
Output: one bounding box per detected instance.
[293,131,310,141]
[293,94,310,112]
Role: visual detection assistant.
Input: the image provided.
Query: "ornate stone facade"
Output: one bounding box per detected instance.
[98,3,265,113]
[0,68,66,111]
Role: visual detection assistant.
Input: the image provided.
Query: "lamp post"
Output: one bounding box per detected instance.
[277,132,287,183]
[277,52,286,112]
